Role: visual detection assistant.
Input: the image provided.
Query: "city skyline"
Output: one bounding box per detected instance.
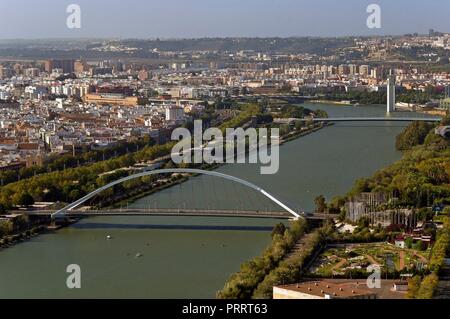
[0,0,449,39]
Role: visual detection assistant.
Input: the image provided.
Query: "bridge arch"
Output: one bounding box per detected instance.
[52,168,303,219]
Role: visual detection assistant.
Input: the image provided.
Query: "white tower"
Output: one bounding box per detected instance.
[387,70,396,113]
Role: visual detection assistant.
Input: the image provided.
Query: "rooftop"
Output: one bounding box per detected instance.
[274,279,407,299]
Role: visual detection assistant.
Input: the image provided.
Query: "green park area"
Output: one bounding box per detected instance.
[309,243,429,277]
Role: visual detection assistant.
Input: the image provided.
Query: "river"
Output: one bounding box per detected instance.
[0,104,435,298]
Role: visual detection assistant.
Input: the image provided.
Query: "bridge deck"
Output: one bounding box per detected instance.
[17,209,337,220]
[288,117,441,122]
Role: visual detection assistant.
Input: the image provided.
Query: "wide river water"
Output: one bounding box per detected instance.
[0,104,435,298]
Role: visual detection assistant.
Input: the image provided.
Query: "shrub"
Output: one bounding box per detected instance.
[407,276,422,299]
[395,121,434,151]
[417,272,439,299]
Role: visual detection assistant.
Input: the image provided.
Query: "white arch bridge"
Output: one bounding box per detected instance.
[49,168,307,220]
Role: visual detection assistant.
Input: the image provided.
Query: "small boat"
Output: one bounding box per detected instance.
[106,235,112,240]
[135,253,143,258]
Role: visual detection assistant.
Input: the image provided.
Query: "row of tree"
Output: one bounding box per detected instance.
[251,224,332,298]
[0,141,174,211]
[408,216,450,298]
[216,219,308,299]
[0,215,30,238]
[0,136,155,188]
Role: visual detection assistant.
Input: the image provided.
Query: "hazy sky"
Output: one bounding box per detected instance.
[0,0,448,39]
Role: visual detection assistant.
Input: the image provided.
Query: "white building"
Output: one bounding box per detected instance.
[387,72,396,113]
[165,106,184,121]
[0,89,11,100]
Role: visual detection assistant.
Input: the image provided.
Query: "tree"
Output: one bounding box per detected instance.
[0,203,7,214]
[279,124,290,136]
[314,195,327,213]
[413,240,426,251]
[315,109,328,118]
[0,220,13,237]
[407,276,421,299]
[14,215,29,230]
[405,236,413,249]
[440,114,450,126]
[328,196,346,214]
[417,272,439,299]
[338,209,346,222]
[395,121,434,150]
[256,114,273,124]
[357,217,370,229]
[69,189,82,202]
[271,223,286,238]
[12,192,35,207]
[294,121,303,131]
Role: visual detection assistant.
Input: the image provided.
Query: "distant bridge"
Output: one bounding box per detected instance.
[231,94,309,103]
[274,117,441,124]
[298,117,441,122]
[51,168,305,219]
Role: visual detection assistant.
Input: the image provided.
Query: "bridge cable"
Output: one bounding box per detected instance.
[212,175,220,210]
[190,174,195,210]
[250,186,256,212]
[209,176,215,211]
[218,175,228,210]
[200,175,209,210]
[167,178,173,210]
[234,181,244,212]
[245,185,255,213]
[178,180,183,210]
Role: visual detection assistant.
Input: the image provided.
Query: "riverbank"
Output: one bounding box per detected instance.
[0,225,48,250]
[280,122,330,144]
[394,102,448,116]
